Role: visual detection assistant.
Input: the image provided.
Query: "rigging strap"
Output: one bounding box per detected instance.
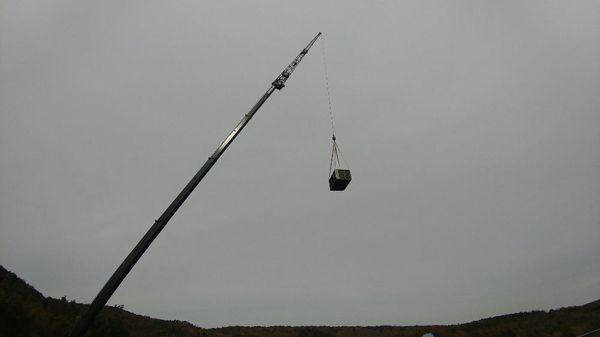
[329,136,349,177]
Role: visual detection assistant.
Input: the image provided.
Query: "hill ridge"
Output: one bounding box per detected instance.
[1,265,598,337]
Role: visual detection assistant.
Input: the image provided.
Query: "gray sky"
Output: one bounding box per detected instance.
[1,0,599,328]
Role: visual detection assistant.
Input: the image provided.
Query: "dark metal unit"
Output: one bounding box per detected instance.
[329,169,352,191]
[67,32,321,337]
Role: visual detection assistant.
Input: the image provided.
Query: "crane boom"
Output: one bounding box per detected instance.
[273,32,321,89]
[67,32,321,337]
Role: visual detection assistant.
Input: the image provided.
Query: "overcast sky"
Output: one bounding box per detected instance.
[1,0,599,329]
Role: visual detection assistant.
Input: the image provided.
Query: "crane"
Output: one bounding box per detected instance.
[67,32,322,337]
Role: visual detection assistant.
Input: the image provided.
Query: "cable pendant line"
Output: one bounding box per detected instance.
[320,33,336,139]
[321,34,349,177]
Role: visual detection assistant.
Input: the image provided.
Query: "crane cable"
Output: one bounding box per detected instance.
[321,34,349,177]
[321,34,335,139]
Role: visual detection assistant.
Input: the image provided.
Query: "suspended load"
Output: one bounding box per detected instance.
[329,136,351,191]
[330,168,351,191]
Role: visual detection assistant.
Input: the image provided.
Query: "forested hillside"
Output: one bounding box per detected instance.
[1,265,598,337]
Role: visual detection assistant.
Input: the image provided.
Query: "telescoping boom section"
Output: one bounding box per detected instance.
[67,32,322,337]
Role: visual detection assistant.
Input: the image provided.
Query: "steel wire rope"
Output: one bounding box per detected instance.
[321,34,349,177]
